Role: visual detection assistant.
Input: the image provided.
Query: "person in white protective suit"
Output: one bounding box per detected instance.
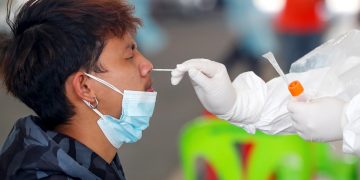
[171,30,360,156]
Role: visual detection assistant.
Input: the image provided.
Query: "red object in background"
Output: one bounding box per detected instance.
[237,143,255,180]
[204,161,218,180]
[276,0,325,33]
[202,110,217,119]
[269,172,277,180]
[202,142,256,180]
[239,143,254,179]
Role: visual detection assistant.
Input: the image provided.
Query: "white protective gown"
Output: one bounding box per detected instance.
[229,30,360,156]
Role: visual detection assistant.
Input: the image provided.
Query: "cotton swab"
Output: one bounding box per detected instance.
[152,69,174,72]
[262,52,289,85]
[262,52,306,100]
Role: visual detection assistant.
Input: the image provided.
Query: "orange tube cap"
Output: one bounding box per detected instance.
[288,80,304,97]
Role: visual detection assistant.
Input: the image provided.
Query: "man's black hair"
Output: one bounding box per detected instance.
[0,0,141,129]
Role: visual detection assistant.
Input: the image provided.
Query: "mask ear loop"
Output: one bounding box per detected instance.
[83,97,106,120]
[84,73,124,95]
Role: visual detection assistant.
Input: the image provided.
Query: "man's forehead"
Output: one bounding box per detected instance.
[119,33,136,48]
[104,34,136,49]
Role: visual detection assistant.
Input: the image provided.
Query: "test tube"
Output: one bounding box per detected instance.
[288,80,306,101]
[262,52,306,101]
[262,52,289,85]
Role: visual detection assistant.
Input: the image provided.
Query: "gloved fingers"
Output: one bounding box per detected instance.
[188,68,211,89]
[297,131,306,140]
[291,118,303,131]
[182,58,223,78]
[171,64,189,85]
[299,132,312,141]
[291,115,311,135]
[171,59,221,85]
[170,60,210,85]
[171,75,183,86]
[171,58,225,86]
[294,125,312,141]
[287,99,309,113]
[294,120,320,141]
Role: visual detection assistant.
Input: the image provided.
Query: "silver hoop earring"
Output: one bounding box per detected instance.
[89,97,99,109]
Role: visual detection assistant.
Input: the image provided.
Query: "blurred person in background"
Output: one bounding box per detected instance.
[275,0,326,72]
[324,0,360,42]
[221,0,277,76]
[128,0,167,55]
[0,0,157,179]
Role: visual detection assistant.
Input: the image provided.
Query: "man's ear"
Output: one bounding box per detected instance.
[72,72,96,103]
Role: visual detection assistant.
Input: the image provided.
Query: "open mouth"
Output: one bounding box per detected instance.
[146,87,155,92]
[145,79,154,92]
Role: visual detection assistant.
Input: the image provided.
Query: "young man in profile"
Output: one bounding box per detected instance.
[0,0,156,179]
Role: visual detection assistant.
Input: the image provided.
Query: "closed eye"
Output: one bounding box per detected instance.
[126,56,134,60]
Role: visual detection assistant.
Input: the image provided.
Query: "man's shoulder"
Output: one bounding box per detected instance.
[1,115,48,149]
[0,116,54,177]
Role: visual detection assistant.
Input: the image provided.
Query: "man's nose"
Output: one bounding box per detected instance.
[139,55,153,76]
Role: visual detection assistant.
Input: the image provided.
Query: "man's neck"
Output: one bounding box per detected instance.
[55,115,117,164]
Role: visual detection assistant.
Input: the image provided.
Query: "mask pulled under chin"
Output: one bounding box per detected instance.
[83,73,157,149]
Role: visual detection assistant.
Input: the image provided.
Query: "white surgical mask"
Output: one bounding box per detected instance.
[83,73,157,149]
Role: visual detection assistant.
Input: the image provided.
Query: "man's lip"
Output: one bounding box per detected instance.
[146,79,153,92]
[146,87,155,92]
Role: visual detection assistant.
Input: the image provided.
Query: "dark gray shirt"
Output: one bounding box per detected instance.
[0,116,126,179]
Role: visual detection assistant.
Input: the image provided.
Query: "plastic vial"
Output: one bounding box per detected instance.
[288,80,307,102]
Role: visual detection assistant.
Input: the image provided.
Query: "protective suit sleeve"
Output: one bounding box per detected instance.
[228,67,335,135]
[342,93,360,156]
[223,72,267,133]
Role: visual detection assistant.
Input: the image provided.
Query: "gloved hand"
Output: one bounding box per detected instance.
[171,59,237,117]
[287,97,347,142]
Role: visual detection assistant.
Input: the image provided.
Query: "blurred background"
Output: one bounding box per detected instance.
[1,0,360,179]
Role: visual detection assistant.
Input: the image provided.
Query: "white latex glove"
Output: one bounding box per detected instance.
[287,97,347,142]
[171,59,236,117]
